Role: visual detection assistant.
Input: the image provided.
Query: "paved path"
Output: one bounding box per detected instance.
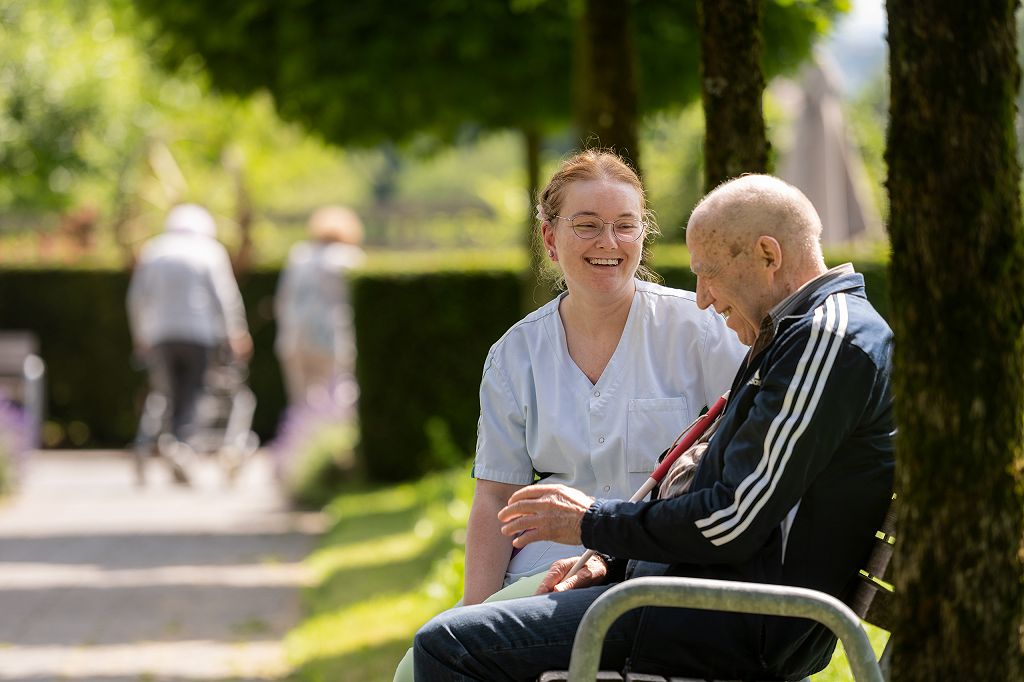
[0,450,324,682]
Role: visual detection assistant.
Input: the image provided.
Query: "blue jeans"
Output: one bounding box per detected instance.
[413,585,641,682]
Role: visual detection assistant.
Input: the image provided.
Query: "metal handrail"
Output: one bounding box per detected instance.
[567,576,884,682]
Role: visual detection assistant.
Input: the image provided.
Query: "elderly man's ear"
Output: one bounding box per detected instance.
[754,235,783,272]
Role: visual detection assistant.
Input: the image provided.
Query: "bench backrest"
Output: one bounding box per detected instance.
[849,494,897,633]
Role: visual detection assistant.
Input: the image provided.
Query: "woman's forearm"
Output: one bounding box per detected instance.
[463,480,524,605]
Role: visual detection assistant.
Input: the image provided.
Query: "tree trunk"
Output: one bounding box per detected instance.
[525,127,542,276]
[698,0,769,193]
[886,2,1024,680]
[224,150,253,275]
[521,127,552,311]
[578,0,640,173]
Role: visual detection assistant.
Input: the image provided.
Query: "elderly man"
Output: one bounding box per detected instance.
[128,204,252,480]
[413,175,895,681]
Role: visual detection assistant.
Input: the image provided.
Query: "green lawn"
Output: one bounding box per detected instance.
[284,467,473,681]
[284,467,888,681]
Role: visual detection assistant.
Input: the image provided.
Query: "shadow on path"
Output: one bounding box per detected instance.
[0,450,321,681]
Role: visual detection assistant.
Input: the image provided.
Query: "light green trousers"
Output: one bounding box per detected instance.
[392,572,547,682]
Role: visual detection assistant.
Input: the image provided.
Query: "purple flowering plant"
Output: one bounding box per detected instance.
[0,397,31,493]
[270,379,360,508]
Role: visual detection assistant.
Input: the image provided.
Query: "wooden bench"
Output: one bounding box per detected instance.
[541,496,897,682]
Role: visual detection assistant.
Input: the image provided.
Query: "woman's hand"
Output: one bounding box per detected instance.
[497,484,595,548]
[535,554,608,594]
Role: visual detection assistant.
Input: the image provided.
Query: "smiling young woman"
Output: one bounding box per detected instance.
[467,148,747,595]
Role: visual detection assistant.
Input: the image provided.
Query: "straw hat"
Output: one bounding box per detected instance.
[309,205,364,245]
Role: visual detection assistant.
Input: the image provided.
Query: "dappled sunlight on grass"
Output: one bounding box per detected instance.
[811,623,889,682]
[285,467,473,681]
[324,479,424,519]
[286,465,884,682]
[286,591,445,662]
[307,529,434,576]
[312,534,458,614]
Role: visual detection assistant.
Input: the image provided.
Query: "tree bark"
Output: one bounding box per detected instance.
[525,127,542,276]
[521,127,552,311]
[578,0,640,173]
[886,2,1024,679]
[224,150,253,275]
[698,0,770,193]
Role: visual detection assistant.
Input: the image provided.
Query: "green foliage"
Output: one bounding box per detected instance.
[0,0,378,259]
[0,455,9,494]
[232,269,289,441]
[0,0,139,211]
[761,0,850,78]
[0,269,139,445]
[642,105,706,240]
[811,625,889,682]
[285,465,473,681]
[133,1,843,150]
[0,250,888,480]
[283,461,882,681]
[280,419,360,510]
[134,0,572,146]
[352,269,522,481]
[0,267,286,446]
[846,73,889,219]
[637,0,846,114]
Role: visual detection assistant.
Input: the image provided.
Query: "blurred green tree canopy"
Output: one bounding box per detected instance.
[0,0,139,212]
[133,0,846,149]
[0,0,859,266]
[0,0,384,260]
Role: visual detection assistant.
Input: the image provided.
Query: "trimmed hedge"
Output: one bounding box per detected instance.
[352,270,522,481]
[0,268,288,446]
[0,252,889,481]
[0,270,140,445]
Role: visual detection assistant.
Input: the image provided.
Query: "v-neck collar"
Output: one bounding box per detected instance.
[547,283,643,391]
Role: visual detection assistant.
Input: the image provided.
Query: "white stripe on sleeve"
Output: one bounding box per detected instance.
[695,294,849,547]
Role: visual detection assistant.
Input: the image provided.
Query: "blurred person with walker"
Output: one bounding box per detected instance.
[393,149,746,681]
[274,205,365,412]
[127,204,252,484]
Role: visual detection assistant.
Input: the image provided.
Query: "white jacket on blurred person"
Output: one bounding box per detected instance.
[127,204,249,352]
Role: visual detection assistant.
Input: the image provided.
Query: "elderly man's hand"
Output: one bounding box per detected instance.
[497,484,595,548]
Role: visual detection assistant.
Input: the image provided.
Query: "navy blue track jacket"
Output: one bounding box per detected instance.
[580,271,895,680]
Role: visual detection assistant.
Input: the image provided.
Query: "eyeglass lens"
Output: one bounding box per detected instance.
[571,217,644,241]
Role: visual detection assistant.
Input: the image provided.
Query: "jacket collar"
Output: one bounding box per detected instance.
[749,263,861,360]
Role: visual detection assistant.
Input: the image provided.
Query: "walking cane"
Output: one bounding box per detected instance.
[558,391,730,582]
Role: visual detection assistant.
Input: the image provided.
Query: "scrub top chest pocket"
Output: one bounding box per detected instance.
[626,397,690,475]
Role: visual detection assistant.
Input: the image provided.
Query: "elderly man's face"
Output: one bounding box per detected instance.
[686,223,770,346]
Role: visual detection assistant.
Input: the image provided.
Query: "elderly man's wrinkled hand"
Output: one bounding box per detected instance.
[535,554,608,595]
[497,484,595,548]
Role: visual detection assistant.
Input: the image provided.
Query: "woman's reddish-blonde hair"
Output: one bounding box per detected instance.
[536,149,660,287]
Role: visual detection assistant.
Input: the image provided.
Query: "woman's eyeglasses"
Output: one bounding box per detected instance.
[554,214,646,242]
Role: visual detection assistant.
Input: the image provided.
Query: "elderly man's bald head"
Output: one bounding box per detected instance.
[684,176,828,343]
[687,175,824,275]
